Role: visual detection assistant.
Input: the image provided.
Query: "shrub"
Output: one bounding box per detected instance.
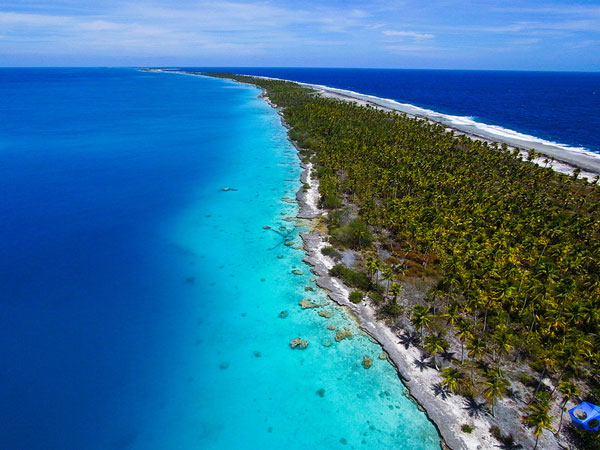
[321,245,341,260]
[455,382,477,399]
[349,290,364,304]
[331,218,373,249]
[322,192,342,209]
[461,424,474,434]
[569,425,600,450]
[381,301,404,318]
[489,426,518,449]
[369,292,385,305]
[329,264,373,291]
[326,207,353,230]
[517,372,535,387]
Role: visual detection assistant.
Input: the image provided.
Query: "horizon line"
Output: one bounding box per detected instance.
[1,66,599,73]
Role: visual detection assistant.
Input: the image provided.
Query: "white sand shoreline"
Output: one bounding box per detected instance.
[245,73,600,179]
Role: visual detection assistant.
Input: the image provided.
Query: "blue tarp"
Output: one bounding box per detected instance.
[569,402,600,431]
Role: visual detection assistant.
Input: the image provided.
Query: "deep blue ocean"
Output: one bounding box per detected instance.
[193,68,600,154]
[0,68,439,450]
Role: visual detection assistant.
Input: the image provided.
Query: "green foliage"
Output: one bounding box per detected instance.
[518,372,536,387]
[381,300,404,318]
[482,369,510,416]
[322,191,342,209]
[441,367,463,393]
[461,424,474,434]
[326,207,353,230]
[321,245,341,260]
[349,290,364,304]
[524,400,555,448]
[369,292,384,305]
[329,264,374,291]
[331,218,373,249]
[570,426,600,450]
[411,304,432,335]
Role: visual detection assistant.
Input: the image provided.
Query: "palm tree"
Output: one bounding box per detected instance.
[382,265,395,296]
[220,73,600,408]
[424,335,449,371]
[411,304,432,336]
[365,256,381,284]
[389,283,403,303]
[467,335,486,360]
[556,380,579,435]
[523,401,555,449]
[492,324,513,367]
[528,353,557,403]
[441,367,463,394]
[482,369,509,416]
[455,321,473,363]
[442,302,460,327]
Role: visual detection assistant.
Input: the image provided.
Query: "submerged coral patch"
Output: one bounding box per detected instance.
[299,299,319,309]
[289,338,309,349]
[335,329,353,342]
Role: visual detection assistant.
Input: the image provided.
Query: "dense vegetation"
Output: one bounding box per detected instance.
[206,72,600,445]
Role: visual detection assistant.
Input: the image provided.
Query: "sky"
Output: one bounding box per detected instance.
[0,0,599,70]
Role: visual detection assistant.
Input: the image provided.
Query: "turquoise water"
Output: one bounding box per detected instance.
[0,69,439,449]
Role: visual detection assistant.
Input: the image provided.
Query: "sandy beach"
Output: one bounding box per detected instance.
[240,72,600,180]
[309,84,600,173]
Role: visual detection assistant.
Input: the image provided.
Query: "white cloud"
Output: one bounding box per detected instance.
[383,30,434,40]
[0,2,377,59]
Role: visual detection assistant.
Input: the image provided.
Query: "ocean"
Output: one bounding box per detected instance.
[193,68,600,155]
[0,68,439,450]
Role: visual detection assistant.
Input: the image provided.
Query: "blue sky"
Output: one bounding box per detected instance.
[1,0,598,70]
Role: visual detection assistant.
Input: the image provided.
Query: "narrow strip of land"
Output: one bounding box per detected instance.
[149,69,600,450]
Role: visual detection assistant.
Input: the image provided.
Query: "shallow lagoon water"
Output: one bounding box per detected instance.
[0,69,439,449]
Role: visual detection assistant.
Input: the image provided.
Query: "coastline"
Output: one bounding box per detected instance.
[294,160,566,450]
[306,83,600,176]
[146,69,566,449]
[296,163,495,450]
[247,72,600,179]
[244,79,451,448]
[282,94,490,448]
[255,82,465,449]
[268,88,560,449]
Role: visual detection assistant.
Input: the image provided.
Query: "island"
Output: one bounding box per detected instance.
[159,69,599,450]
